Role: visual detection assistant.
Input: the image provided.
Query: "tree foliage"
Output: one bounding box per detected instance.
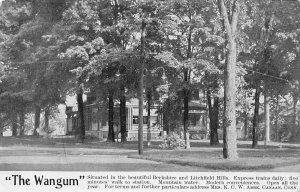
[0,0,299,154]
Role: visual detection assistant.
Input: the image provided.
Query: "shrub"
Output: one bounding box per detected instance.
[159,132,185,150]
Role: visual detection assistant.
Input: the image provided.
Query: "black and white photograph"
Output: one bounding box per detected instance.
[0,0,299,191]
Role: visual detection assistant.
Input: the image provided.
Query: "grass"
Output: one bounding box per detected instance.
[129,153,300,171]
[1,136,300,171]
[128,145,300,171]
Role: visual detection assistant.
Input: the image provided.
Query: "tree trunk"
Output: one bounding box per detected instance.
[146,90,151,147]
[205,91,209,138]
[33,105,41,136]
[120,84,127,142]
[107,91,115,142]
[264,93,270,143]
[138,18,146,155]
[183,69,190,149]
[11,111,18,136]
[183,16,193,149]
[19,110,25,136]
[252,87,260,148]
[244,111,248,139]
[44,105,50,134]
[77,88,85,143]
[0,116,3,137]
[163,99,170,133]
[212,97,220,144]
[223,35,238,159]
[292,96,298,141]
[207,90,219,145]
[218,0,239,159]
[274,94,279,141]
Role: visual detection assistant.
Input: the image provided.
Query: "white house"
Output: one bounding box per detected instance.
[66,98,207,140]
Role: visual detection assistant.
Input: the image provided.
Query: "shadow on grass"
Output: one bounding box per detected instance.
[1,136,300,171]
[191,141,300,149]
[0,163,185,171]
[128,143,300,171]
[128,152,300,171]
[1,136,299,151]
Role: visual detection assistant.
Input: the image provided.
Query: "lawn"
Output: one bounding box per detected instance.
[128,141,300,171]
[1,136,299,171]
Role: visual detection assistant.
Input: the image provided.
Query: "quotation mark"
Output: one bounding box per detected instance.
[5,177,11,181]
[80,176,85,179]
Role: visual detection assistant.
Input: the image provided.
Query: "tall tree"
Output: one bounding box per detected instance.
[138,18,146,154]
[207,90,219,145]
[76,86,85,142]
[154,0,216,148]
[120,83,127,142]
[217,0,240,159]
[33,104,41,135]
[107,90,115,142]
[252,86,260,147]
[1,0,70,136]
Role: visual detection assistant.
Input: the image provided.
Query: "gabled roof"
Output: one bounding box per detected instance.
[182,101,206,110]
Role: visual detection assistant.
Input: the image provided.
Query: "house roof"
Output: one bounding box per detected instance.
[85,98,206,110]
[188,101,206,108]
[180,101,206,111]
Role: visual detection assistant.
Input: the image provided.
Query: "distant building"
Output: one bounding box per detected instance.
[66,98,208,140]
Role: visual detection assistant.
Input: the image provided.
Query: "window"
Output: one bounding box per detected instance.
[132,116,148,124]
[133,116,138,124]
[143,116,149,124]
